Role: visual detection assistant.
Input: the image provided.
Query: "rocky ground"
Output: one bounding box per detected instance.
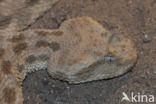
[23,0,156,104]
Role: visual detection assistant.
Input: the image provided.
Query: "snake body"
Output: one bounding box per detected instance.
[0,1,137,104]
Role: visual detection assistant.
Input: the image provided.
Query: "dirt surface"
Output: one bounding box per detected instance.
[23,0,156,104]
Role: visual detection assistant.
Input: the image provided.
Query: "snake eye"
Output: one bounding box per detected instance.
[104,56,116,62]
[104,53,116,62]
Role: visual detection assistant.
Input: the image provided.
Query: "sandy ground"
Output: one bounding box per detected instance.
[23,0,156,104]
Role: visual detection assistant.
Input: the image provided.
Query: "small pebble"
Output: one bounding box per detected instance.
[27,96,30,100]
[66,86,70,89]
[144,34,148,38]
[143,34,151,43]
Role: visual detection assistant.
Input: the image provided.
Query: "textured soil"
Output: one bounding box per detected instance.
[23,0,156,104]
